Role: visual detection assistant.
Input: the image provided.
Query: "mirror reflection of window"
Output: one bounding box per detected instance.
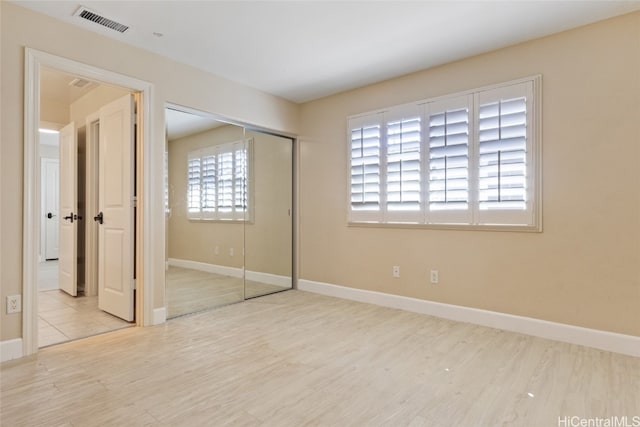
[186,139,251,221]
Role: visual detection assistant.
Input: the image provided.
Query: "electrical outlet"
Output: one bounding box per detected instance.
[229,247,234,256]
[393,266,400,278]
[430,270,439,284]
[6,295,21,314]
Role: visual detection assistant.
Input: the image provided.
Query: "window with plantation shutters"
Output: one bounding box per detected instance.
[347,76,540,230]
[186,139,252,221]
[386,109,422,220]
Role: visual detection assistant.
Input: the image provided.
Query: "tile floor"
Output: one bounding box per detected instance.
[39,291,133,347]
[38,259,59,291]
[38,261,132,348]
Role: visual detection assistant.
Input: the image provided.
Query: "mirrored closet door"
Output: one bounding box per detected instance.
[165,106,293,318]
[243,129,293,299]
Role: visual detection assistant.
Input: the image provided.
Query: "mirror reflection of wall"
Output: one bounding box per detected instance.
[165,107,293,319]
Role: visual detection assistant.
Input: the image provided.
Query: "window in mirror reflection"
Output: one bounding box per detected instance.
[186,139,252,221]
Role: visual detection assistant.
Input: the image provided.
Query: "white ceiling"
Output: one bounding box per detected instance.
[14,1,640,103]
[165,108,226,141]
[41,68,99,104]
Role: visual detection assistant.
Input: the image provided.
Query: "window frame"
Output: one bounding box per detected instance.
[187,138,254,222]
[346,75,542,232]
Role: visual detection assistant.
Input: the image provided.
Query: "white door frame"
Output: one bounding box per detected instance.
[85,114,100,297]
[23,48,156,356]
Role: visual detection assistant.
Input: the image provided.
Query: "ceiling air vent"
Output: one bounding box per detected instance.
[69,78,91,88]
[74,6,129,33]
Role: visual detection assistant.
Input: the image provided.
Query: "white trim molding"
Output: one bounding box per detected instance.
[245,271,291,288]
[1,339,24,362]
[298,279,640,357]
[168,258,243,278]
[152,307,167,325]
[168,258,291,288]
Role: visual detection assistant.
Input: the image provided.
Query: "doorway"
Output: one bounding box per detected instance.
[23,48,155,356]
[36,69,136,347]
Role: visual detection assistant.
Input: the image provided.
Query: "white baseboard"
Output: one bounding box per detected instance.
[298,279,640,357]
[168,258,243,278]
[245,270,291,288]
[1,338,24,362]
[168,258,291,288]
[152,307,166,325]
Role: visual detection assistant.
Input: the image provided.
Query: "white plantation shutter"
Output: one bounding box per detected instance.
[201,151,217,217]
[233,141,248,220]
[426,96,472,224]
[164,151,170,214]
[187,154,201,218]
[385,107,422,222]
[349,114,383,221]
[476,81,534,226]
[217,151,234,214]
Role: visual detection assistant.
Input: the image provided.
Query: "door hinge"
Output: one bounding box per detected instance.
[132,196,137,207]
[132,279,136,290]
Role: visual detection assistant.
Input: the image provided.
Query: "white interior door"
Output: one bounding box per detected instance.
[58,122,78,296]
[98,94,135,321]
[44,158,60,260]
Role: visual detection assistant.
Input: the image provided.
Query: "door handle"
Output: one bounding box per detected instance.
[63,212,74,223]
[47,212,56,219]
[93,212,103,224]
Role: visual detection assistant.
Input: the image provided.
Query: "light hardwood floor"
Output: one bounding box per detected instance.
[166,266,287,318]
[2,291,638,426]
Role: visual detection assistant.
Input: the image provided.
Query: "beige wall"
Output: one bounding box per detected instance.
[0,2,298,342]
[298,12,640,336]
[168,125,292,277]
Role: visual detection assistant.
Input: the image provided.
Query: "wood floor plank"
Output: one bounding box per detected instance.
[2,290,638,426]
